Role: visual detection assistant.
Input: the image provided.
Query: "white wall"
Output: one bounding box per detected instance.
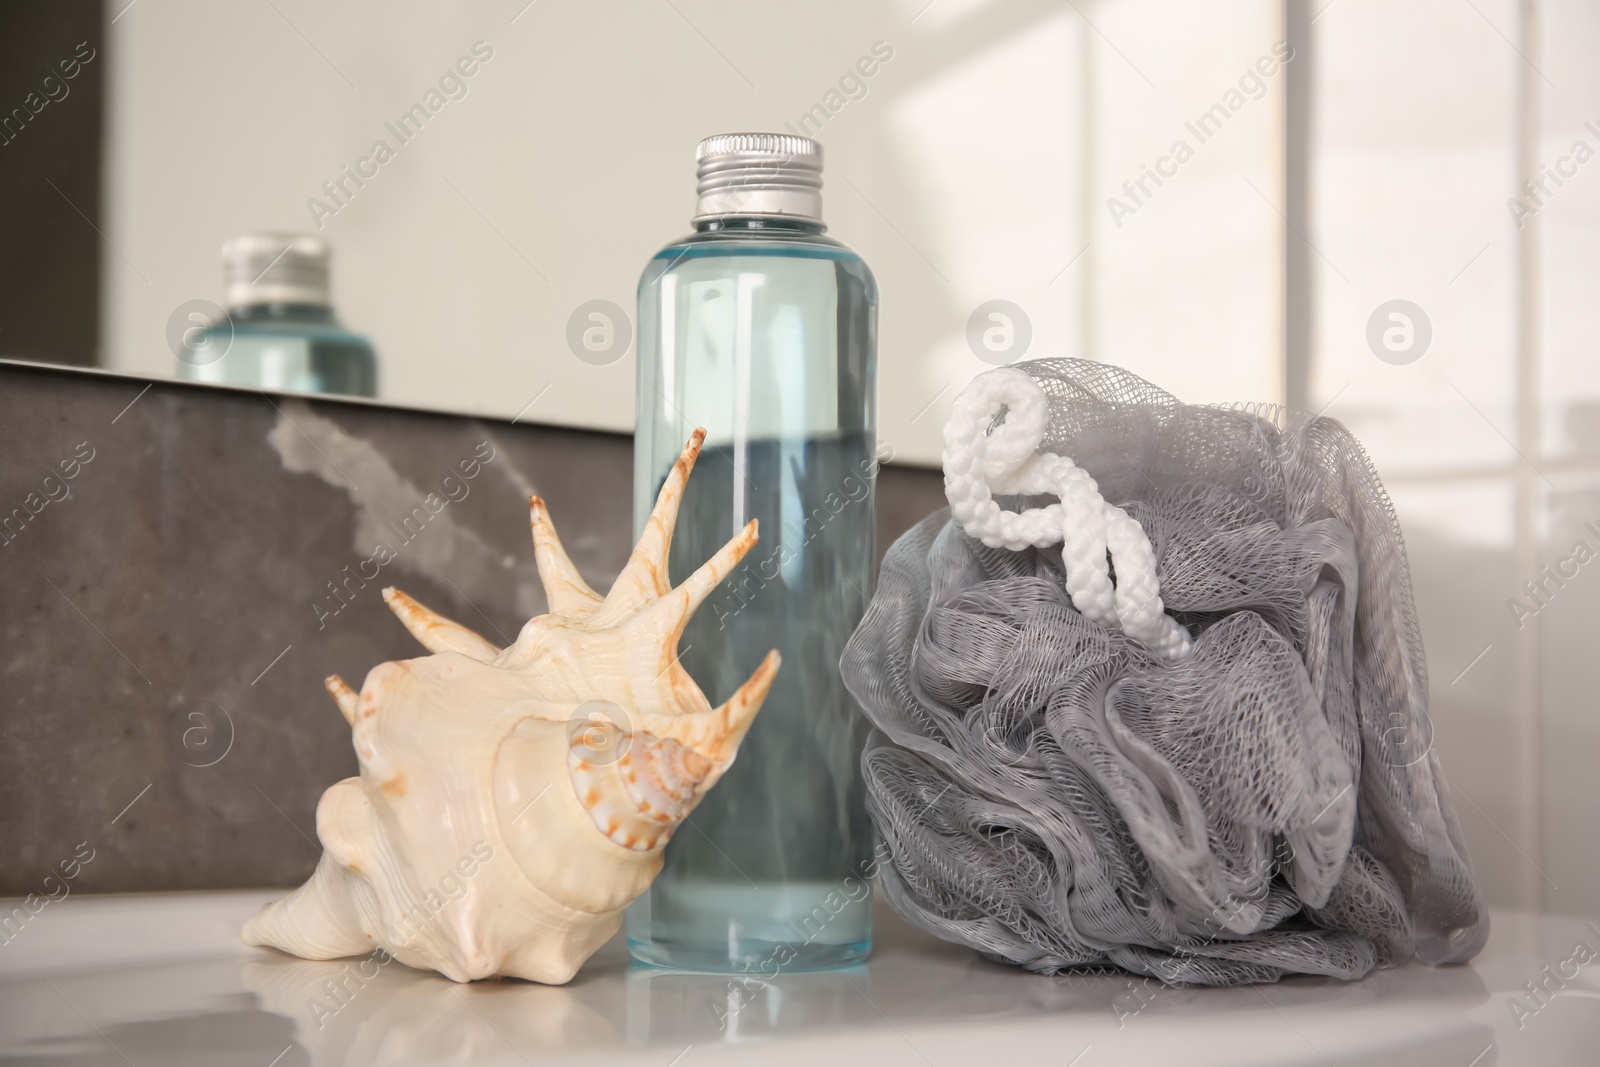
[102,0,1284,467]
[1308,0,1600,915]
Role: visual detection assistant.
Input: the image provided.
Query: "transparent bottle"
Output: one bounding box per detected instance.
[628,133,878,972]
[178,233,377,397]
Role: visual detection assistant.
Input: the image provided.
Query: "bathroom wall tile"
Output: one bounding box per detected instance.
[0,364,944,894]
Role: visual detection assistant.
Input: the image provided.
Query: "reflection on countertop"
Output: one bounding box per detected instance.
[1,891,1596,1065]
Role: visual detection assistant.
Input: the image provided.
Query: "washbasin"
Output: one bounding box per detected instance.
[1,890,1595,1065]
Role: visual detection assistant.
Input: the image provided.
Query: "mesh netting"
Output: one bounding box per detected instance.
[841,359,1487,986]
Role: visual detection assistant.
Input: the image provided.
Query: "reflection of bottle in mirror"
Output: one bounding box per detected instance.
[629,133,878,972]
[177,233,377,397]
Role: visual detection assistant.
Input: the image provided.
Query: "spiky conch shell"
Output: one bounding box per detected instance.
[241,429,780,984]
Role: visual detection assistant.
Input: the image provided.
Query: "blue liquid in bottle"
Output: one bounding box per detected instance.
[628,134,878,972]
[184,303,377,397]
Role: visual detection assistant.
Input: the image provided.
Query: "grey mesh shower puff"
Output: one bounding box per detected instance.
[841,358,1488,986]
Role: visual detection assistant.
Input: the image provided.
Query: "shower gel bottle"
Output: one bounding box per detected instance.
[629,133,878,972]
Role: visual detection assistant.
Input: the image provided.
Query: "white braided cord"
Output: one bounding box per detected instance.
[942,368,1193,662]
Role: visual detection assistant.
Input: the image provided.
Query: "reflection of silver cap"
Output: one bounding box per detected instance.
[222,233,331,309]
[693,133,823,223]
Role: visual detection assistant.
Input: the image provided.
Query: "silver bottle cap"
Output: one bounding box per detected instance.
[223,233,331,309]
[693,133,823,223]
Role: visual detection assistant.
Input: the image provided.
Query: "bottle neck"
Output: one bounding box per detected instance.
[229,302,336,324]
[693,215,826,236]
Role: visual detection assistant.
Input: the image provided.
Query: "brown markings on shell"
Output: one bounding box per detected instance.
[638,556,665,594]
[566,722,714,852]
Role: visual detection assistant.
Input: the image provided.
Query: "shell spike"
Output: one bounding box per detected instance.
[325,674,359,725]
[705,649,781,765]
[382,587,500,661]
[529,496,604,618]
[597,428,707,618]
[631,519,759,639]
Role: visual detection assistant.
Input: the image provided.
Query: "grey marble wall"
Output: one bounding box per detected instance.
[0,363,944,895]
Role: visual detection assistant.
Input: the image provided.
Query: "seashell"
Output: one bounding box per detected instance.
[241,429,780,984]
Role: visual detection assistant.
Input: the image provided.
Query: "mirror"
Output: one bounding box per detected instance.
[2,0,1287,466]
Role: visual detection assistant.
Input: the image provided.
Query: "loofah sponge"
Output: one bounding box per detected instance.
[841,359,1487,986]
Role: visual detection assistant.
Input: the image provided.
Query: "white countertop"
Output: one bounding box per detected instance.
[0,890,1596,1065]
